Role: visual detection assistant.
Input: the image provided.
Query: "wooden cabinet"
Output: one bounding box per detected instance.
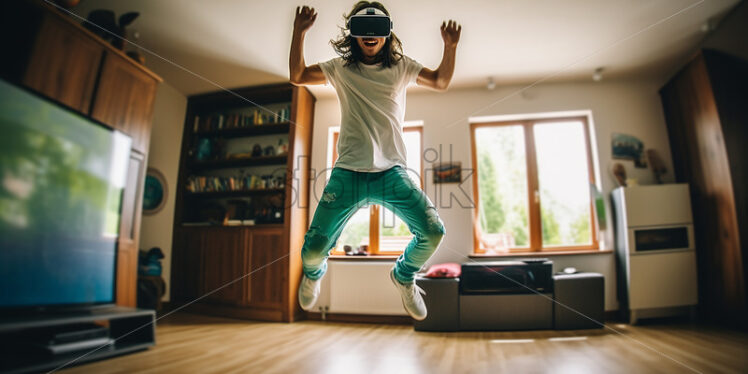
[171,226,286,315]
[91,51,159,153]
[246,227,284,308]
[660,48,748,327]
[23,12,103,113]
[2,2,162,308]
[171,84,314,322]
[171,228,205,301]
[202,228,246,305]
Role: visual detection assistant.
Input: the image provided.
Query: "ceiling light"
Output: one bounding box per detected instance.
[592,67,604,82]
[700,19,714,33]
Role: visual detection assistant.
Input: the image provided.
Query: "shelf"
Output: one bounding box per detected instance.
[193,122,290,138]
[0,307,155,373]
[1,341,152,374]
[189,155,288,170]
[180,223,284,229]
[185,188,285,198]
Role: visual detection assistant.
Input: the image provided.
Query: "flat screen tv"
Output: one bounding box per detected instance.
[0,79,132,310]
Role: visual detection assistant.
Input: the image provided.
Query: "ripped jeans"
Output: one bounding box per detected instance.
[301,166,446,283]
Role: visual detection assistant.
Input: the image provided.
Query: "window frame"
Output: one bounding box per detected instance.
[470,115,599,254]
[328,125,424,255]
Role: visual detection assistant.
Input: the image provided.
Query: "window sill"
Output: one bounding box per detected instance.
[328,255,400,261]
[469,249,613,258]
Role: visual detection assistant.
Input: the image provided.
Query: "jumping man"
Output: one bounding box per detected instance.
[290,1,461,320]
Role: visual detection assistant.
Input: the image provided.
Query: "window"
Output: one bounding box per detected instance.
[470,116,598,253]
[328,125,423,255]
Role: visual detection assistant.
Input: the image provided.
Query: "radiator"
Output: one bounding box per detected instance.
[326,261,406,315]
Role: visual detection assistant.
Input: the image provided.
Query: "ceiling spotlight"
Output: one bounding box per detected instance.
[592,67,604,82]
[700,19,714,33]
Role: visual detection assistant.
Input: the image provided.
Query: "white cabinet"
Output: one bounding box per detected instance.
[612,184,698,323]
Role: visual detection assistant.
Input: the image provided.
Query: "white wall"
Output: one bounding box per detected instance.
[309,78,676,312]
[139,82,187,301]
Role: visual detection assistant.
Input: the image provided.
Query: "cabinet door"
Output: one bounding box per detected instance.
[24,13,103,114]
[202,228,247,305]
[246,228,285,308]
[116,151,146,307]
[172,228,205,301]
[91,51,158,153]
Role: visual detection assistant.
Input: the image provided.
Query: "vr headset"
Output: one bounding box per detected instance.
[347,7,392,38]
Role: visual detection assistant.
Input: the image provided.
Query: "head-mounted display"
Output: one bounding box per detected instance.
[348,7,392,38]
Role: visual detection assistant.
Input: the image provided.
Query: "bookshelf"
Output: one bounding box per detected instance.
[171,83,314,322]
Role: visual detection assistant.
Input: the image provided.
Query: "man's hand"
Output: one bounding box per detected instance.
[290,5,325,85]
[417,20,461,91]
[441,20,461,48]
[294,6,317,34]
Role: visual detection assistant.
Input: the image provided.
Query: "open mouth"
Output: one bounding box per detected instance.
[362,39,378,47]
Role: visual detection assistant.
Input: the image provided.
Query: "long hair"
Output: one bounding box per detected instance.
[330,1,403,68]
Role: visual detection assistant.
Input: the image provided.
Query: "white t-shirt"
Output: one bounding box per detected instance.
[319,55,423,172]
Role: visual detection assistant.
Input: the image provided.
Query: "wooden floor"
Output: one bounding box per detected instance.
[61,312,748,374]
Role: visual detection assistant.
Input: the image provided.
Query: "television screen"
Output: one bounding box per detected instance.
[0,79,131,309]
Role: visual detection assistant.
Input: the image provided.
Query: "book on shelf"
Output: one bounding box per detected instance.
[192,105,292,133]
[182,220,256,227]
[186,174,285,193]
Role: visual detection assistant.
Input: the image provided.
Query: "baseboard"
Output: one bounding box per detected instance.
[305,311,619,326]
[604,310,622,323]
[305,312,413,325]
[159,301,175,316]
[162,302,620,326]
[159,301,285,322]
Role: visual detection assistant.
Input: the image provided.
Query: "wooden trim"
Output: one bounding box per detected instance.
[331,131,339,164]
[604,310,623,322]
[469,249,612,258]
[369,204,381,254]
[305,312,413,325]
[524,121,542,251]
[328,255,399,261]
[181,302,284,322]
[470,116,599,253]
[581,116,600,251]
[469,123,481,254]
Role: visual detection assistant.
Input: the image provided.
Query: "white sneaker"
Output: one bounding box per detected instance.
[298,275,322,311]
[389,268,427,321]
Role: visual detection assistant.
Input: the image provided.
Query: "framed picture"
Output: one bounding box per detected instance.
[612,132,648,168]
[143,168,168,215]
[611,133,645,160]
[433,162,462,184]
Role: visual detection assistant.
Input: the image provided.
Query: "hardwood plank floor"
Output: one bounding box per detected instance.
[60,312,748,374]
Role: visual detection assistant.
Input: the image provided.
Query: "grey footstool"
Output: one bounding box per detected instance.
[553,272,605,329]
[414,276,459,332]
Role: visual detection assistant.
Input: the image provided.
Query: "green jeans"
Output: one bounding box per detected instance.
[301,166,445,283]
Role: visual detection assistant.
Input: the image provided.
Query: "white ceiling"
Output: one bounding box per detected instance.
[69,0,740,98]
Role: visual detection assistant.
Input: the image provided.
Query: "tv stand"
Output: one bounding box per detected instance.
[0,307,155,373]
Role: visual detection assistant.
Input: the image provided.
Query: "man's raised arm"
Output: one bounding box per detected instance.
[290,6,326,86]
[417,20,462,91]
